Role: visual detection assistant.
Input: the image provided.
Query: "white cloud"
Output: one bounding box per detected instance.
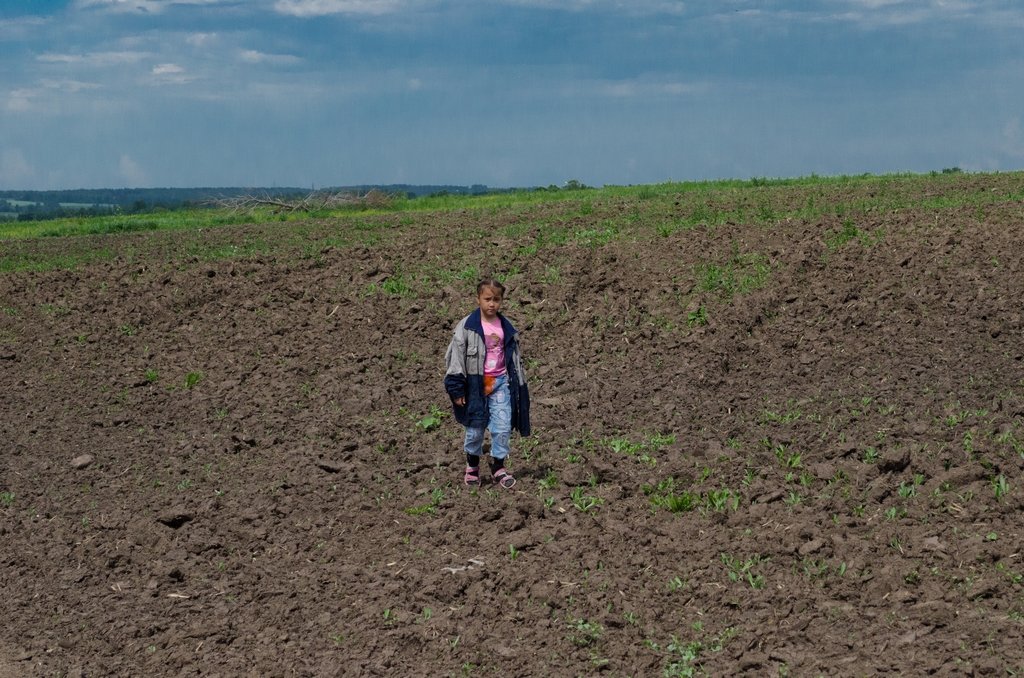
[0,150,36,186]
[118,154,148,186]
[186,32,219,47]
[38,51,149,66]
[0,16,50,40]
[5,89,37,112]
[150,62,193,84]
[40,79,101,93]
[713,0,1020,29]
[503,0,686,14]
[74,0,228,14]
[579,77,708,99]
[273,0,414,17]
[239,49,301,65]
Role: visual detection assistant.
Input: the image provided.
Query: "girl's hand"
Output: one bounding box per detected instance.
[454,397,465,407]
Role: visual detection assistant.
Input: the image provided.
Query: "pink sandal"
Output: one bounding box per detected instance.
[464,466,481,487]
[493,468,516,489]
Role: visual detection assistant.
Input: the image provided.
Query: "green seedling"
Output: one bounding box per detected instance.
[897,481,917,499]
[721,553,767,589]
[567,617,603,647]
[405,487,445,516]
[993,474,1010,501]
[184,371,204,389]
[687,306,708,327]
[570,487,602,513]
[415,405,446,432]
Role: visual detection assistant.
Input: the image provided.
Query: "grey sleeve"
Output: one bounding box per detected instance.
[445,321,467,377]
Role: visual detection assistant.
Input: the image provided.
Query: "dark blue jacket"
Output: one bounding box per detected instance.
[443,309,531,436]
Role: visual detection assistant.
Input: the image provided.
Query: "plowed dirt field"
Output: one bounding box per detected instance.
[3,174,1024,676]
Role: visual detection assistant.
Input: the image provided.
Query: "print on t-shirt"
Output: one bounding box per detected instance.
[485,331,505,373]
[482,317,505,395]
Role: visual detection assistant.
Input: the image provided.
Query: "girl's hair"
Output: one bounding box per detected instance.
[476,277,506,297]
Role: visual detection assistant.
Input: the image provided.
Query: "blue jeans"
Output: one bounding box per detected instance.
[464,374,511,461]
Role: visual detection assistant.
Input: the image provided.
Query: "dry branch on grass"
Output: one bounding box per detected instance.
[206,189,395,214]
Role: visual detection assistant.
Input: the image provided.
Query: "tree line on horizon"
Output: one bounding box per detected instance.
[0,184,504,222]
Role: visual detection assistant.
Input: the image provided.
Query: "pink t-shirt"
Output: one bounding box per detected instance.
[482,315,506,378]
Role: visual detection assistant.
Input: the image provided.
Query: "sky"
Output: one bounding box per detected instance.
[1,0,1023,190]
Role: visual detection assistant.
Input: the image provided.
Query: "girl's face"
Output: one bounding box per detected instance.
[477,285,503,320]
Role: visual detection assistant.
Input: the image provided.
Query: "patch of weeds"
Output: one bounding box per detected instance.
[774,443,802,469]
[663,625,739,678]
[567,617,603,647]
[415,405,447,432]
[538,469,558,491]
[664,636,702,677]
[644,477,740,514]
[367,268,414,297]
[885,506,908,521]
[761,406,802,425]
[995,562,1024,586]
[862,446,879,464]
[39,303,71,317]
[144,368,159,383]
[897,480,918,499]
[569,487,602,513]
[644,477,699,513]
[825,219,860,249]
[574,221,619,247]
[720,553,767,589]
[405,487,445,516]
[693,246,770,299]
[605,432,674,466]
[826,218,883,250]
[686,305,708,327]
[0,491,14,507]
[705,488,740,512]
[801,558,846,581]
[184,371,204,389]
[667,576,688,592]
[992,473,1010,501]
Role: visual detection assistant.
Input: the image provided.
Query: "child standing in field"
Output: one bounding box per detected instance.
[444,278,531,488]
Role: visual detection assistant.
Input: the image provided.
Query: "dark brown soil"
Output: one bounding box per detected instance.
[3,174,1024,676]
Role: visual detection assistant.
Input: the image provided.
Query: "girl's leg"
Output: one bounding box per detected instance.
[487,377,512,461]
[464,427,485,460]
[463,427,485,486]
[487,377,515,488]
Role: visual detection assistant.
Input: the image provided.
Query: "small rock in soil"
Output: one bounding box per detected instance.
[70,454,95,470]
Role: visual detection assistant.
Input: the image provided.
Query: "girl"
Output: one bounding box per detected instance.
[444,278,531,488]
